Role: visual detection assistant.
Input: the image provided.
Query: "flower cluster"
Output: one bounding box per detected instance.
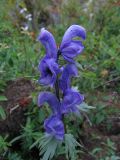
[38,25,86,140]
[19,7,32,31]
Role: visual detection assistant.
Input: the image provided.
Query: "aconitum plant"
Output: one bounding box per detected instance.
[37,25,86,159]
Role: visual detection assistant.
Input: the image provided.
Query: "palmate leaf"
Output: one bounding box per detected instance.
[0,135,10,152]
[32,134,82,160]
[38,135,62,160]
[65,134,82,160]
[77,102,95,112]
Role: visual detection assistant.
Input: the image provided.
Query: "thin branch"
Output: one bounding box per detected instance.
[95,76,120,89]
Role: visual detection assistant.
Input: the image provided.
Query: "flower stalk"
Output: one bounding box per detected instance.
[38,25,86,140]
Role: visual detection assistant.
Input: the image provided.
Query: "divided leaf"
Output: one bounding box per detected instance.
[65,134,82,160]
[77,102,95,112]
[39,135,62,160]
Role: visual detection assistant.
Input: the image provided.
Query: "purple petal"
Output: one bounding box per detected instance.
[60,25,86,49]
[38,92,60,115]
[38,28,57,59]
[44,115,64,140]
[61,89,84,114]
[59,25,86,62]
[59,64,78,92]
[38,56,60,87]
[61,40,84,62]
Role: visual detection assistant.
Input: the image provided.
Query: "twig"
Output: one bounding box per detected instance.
[10,104,19,114]
[95,76,120,89]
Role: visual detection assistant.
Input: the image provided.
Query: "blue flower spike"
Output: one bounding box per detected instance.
[38,25,86,140]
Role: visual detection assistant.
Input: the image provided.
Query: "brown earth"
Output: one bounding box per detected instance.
[0,78,34,137]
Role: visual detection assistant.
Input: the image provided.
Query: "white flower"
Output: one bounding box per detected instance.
[20,8,27,14]
[25,14,32,19]
[28,17,32,21]
[21,25,29,31]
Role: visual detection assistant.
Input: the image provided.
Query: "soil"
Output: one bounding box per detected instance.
[80,121,120,159]
[0,78,34,137]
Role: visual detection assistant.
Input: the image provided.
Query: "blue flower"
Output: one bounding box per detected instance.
[37,90,83,139]
[38,25,86,62]
[38,92,64,140]
[61,89,84,114]
[59,63,78,92]
[59,25,86,62]
[38,28,57,59]
[44,115,64,140]
[38,91,60,116]
[37,25,86,140]
[38,56,60,87]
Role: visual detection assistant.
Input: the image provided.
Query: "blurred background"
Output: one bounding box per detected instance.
[0,0,120,159]
[0,0,120,92]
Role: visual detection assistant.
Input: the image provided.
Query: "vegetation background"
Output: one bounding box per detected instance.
[0,0,120,159]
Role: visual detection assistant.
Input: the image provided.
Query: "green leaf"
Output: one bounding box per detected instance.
[10,135,24,144]
[0,95,7,101]
[0,135,10,152]
[7,152,23,160]
[29,136,42,150]
[91,147,102,155]
[96,114,105,124]
[0,106,6,120]
[65,134,82,160]
[76,62,83,70]
[39,135,62,160]
[77,102,95,112]
[110,156,120,160]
